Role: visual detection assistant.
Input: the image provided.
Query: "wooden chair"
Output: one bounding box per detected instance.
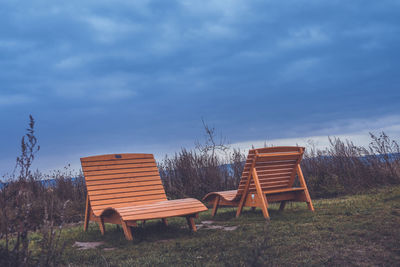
[81,153,207,240]
[203,147,314,219]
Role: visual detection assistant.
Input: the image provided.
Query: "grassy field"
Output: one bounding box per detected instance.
[37,186,400,266]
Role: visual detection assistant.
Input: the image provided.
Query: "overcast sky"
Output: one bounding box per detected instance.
[1,0,400,175]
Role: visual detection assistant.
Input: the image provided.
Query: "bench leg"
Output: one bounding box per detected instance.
[121,220,133,241]
[186,216,197,232]
[307,200,314,212]
[211,196,220,217]
[161,218,168,226]
[279,201,286,211]
[300,190,315,212]
[297,165,315,212]
[98,217,105,235]
[259,194,270,219]
[84,195,90,232]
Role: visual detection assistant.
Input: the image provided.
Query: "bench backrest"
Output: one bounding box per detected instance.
[237,147,304,196]
[81,153,167,215]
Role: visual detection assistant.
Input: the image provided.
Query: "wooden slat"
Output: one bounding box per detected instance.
[83,162,156,172]
[245,181,290,190]
[120,203,205,215]
[85,175,161,186]
[256,152,300,158]
[244,168,293,176]
[91,194,167,206]
[203,190,237,202]
[84,171,160,181]
[83,167,159,176]
[263,187,305,194]
[87,180,163,191]
[124,206,206,221]
[257,177,290,184]
[255,155,299,162]
[251,168,293,174]
[81,158,155,167]
[243,163,296,173]
[89,189,166,201]
[117,199,201,212]
[92,198,168,213]
[256,178,290,184]
[257,172,291,178]
[121,204,205,217]
[88,184,164,195]
[118,199,203,213]
[249,184,288,191]
[239,174,291,185]
[81,153,153,162]
[251,147,303,154]
[94,189,164,198]
[256,160,297,165]
[256,172,292,178]
[256,178,291,185]
[257,178,290,185]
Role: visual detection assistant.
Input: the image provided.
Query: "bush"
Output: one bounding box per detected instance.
[0,115,84,266]
[302,134,400,197]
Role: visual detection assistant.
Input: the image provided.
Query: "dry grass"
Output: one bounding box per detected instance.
[48,185,400,266]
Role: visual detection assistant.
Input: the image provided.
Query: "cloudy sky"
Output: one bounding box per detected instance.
[1,0,400,175]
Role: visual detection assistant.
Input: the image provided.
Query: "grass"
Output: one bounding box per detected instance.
[35,186,400,266]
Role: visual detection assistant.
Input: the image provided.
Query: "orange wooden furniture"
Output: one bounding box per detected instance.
[203,147,314,219]
[81,153,207,240]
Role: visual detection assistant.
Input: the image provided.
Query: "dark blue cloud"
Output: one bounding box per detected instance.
[1,0,400,173]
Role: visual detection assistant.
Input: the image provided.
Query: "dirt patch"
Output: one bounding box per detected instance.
[103,247,117,251]
[73,241,105,250]
[196,221,238,231]
[158,239,174,243]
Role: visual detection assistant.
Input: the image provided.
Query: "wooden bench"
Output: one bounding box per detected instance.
[203,147,314,219]
[81,153,207,240]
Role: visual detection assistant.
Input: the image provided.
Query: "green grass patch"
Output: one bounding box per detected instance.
[16,186,400,266]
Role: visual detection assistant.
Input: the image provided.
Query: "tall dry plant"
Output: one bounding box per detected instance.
[160,121,245,199]
[302,132,400,198]
[0,115,71,266]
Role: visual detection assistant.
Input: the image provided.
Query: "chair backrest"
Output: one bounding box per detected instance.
[237,146,304,197]
[81,153,167,215]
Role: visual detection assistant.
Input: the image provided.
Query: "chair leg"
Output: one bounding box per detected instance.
[279,201,286,211]
[98,217,105,235]
[251,168,270,220]
[83,195,90,232]
[307,201,315,212]
[83,216,89,232]
[186,216,197,232]
[121,220,133,241]
[259,194,270,219]
[296,165,315,212]
[301,190,315,212]
[302,190,314,212]
[161,218,168,226]
[211,196,220,217]
[236,194,247,218]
